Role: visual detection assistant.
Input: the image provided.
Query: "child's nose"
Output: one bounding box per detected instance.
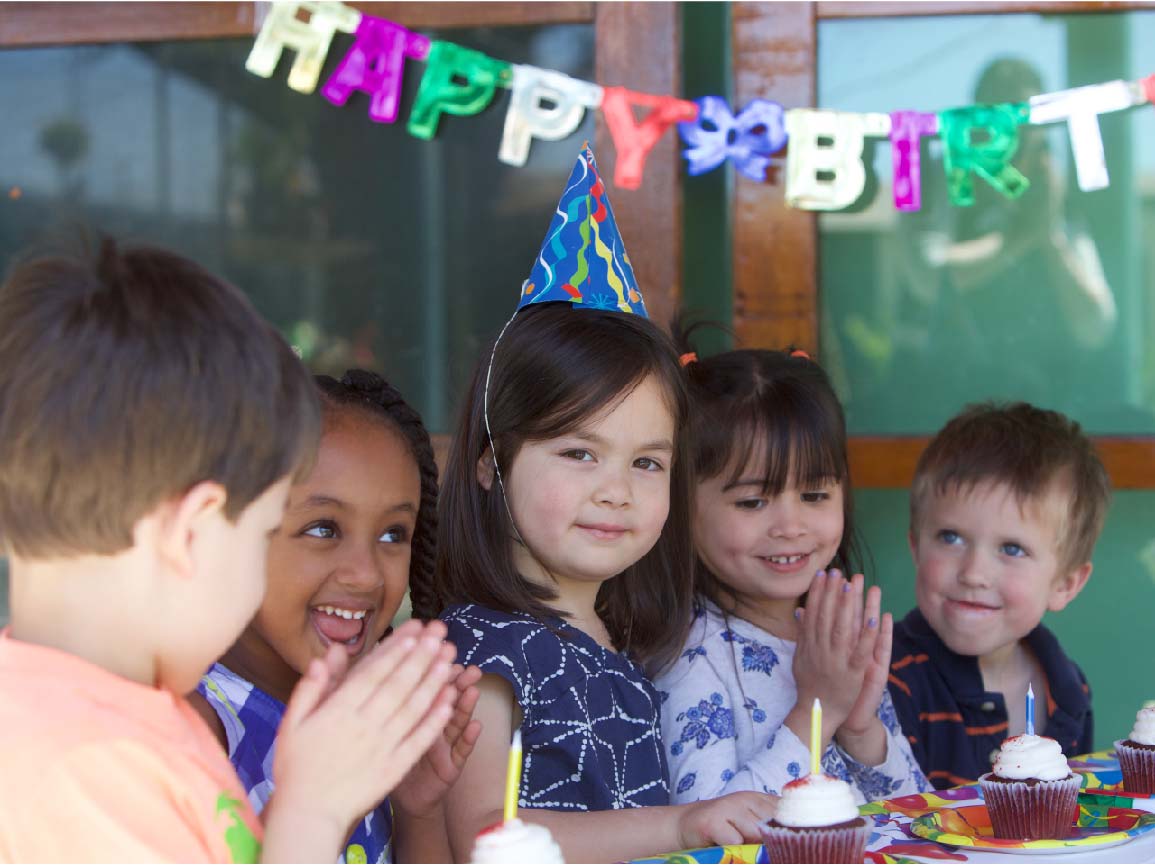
[766,500,805,538]
[957,548,991,588]
[594,466,631,507]
[334,545,387,590]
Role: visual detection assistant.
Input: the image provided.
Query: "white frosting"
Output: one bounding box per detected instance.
[1129,706,1155,746]
[992,734,1073,781]
[471,819,565,864]
[774,774,860,828]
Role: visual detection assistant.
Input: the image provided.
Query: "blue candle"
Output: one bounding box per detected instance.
[1026,683,1035,736]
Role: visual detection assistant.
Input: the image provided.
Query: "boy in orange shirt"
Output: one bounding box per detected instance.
[0,240,459,862]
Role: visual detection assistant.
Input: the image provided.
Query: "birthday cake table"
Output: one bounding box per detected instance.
[632,751,1155,864]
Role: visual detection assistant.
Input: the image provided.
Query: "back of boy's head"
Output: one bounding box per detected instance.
[314,370,440,621]
[0,237,321,558]
[910,401,1111,569]
[674,321,863,584]
[436,302,695,670]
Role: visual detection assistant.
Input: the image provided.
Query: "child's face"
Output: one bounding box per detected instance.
[693,465,844,606]
[250,416,420,687]
[176,476,292,693]
[500,373,675,589]
[910,479,1090,659]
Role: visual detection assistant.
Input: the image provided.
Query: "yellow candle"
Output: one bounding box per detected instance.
[503,729,523,822]
[810,698,822,776]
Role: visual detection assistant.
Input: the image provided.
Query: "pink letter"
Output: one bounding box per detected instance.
[322,15,430,124]
[889,111,938,212]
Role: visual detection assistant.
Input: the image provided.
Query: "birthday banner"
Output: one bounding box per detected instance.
[246,0,1155,212]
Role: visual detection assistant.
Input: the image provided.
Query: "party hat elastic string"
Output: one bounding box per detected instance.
[482,308,527,550]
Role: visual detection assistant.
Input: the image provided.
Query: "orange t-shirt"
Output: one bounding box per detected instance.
[0,631,263,862]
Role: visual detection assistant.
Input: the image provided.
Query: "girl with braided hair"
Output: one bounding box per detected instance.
[190,369,481,864]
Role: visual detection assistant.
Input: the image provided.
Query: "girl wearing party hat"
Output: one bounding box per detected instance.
[431,146,777,862]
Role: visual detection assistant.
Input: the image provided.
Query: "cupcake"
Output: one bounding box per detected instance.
[979,734,1079,840]
[470,818,565,864]
[760,773,870,864]
[1115,703,1155,793]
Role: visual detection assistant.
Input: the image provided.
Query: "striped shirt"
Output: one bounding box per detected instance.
[887,609,1092,789]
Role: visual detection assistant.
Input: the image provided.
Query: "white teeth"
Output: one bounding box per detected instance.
[316,606,368,620]
[767,554,805,565]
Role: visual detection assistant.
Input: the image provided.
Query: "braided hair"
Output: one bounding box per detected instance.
[314,370,441,621]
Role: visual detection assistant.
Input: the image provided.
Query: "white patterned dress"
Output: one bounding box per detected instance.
[655,599,929,804]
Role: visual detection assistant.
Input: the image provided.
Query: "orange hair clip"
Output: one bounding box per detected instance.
[679,352,698,367]
[790,349,810,360]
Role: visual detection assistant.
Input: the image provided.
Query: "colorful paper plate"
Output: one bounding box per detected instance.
[629,842,917,864]
[910,803,1155,855]
[630,843,766,864]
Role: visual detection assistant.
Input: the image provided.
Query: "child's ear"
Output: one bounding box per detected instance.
[907,526,918,562]
[1048,560,1092,612]
[476,448,496,491]
[157,481,229,579]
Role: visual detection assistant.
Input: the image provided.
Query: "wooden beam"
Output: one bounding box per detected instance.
[850,436,1155,490]
[731,2,818,354]
[594,1,683,331]
[817,1,1155,18]
[0,1,594,47]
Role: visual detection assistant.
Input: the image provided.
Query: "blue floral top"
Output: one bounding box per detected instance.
[441,603,670,811]
[655,599,929,804]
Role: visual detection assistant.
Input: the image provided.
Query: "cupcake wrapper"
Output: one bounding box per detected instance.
[760,818,870,864]
[1115,739,1155,793]
[979,773,1080,840]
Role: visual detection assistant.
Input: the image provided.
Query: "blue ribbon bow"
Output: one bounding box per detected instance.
[678,96,788,181]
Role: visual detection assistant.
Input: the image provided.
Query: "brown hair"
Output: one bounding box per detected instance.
[314,370,440,622]
[435,303,696,672]
[673,322,864,609]
[0,236,320,558]
[910,401,1111,569]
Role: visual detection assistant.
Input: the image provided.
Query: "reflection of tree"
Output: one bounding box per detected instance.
[38,117,89,199]
[232,121,321,234]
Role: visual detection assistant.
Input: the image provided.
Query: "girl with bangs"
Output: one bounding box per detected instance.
[657,329,929,806]
[431,148,779,863]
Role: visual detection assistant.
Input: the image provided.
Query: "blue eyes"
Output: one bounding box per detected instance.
[936,530,1027,557]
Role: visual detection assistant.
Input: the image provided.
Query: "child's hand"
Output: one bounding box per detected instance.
[831,600,893,767]
[676,792,778,849]
[391,663,484,820]
[271,619,458,839]
[791,571,877,739]
[839,592,893,739]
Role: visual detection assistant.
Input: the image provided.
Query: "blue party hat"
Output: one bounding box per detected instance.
[518,144,647,317]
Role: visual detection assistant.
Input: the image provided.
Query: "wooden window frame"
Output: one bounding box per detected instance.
[732,0,1155,488]
[1,1,684,471]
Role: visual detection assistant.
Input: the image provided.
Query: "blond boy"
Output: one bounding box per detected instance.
[888,402,1109,788]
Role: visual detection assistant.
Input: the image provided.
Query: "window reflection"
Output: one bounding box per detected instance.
[0,25,596,435]
[819,12,1154,434]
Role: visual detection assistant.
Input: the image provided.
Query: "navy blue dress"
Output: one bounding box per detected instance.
[441,603,670,811]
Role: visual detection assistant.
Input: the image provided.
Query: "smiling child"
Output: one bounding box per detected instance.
[889,401,1110,788]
